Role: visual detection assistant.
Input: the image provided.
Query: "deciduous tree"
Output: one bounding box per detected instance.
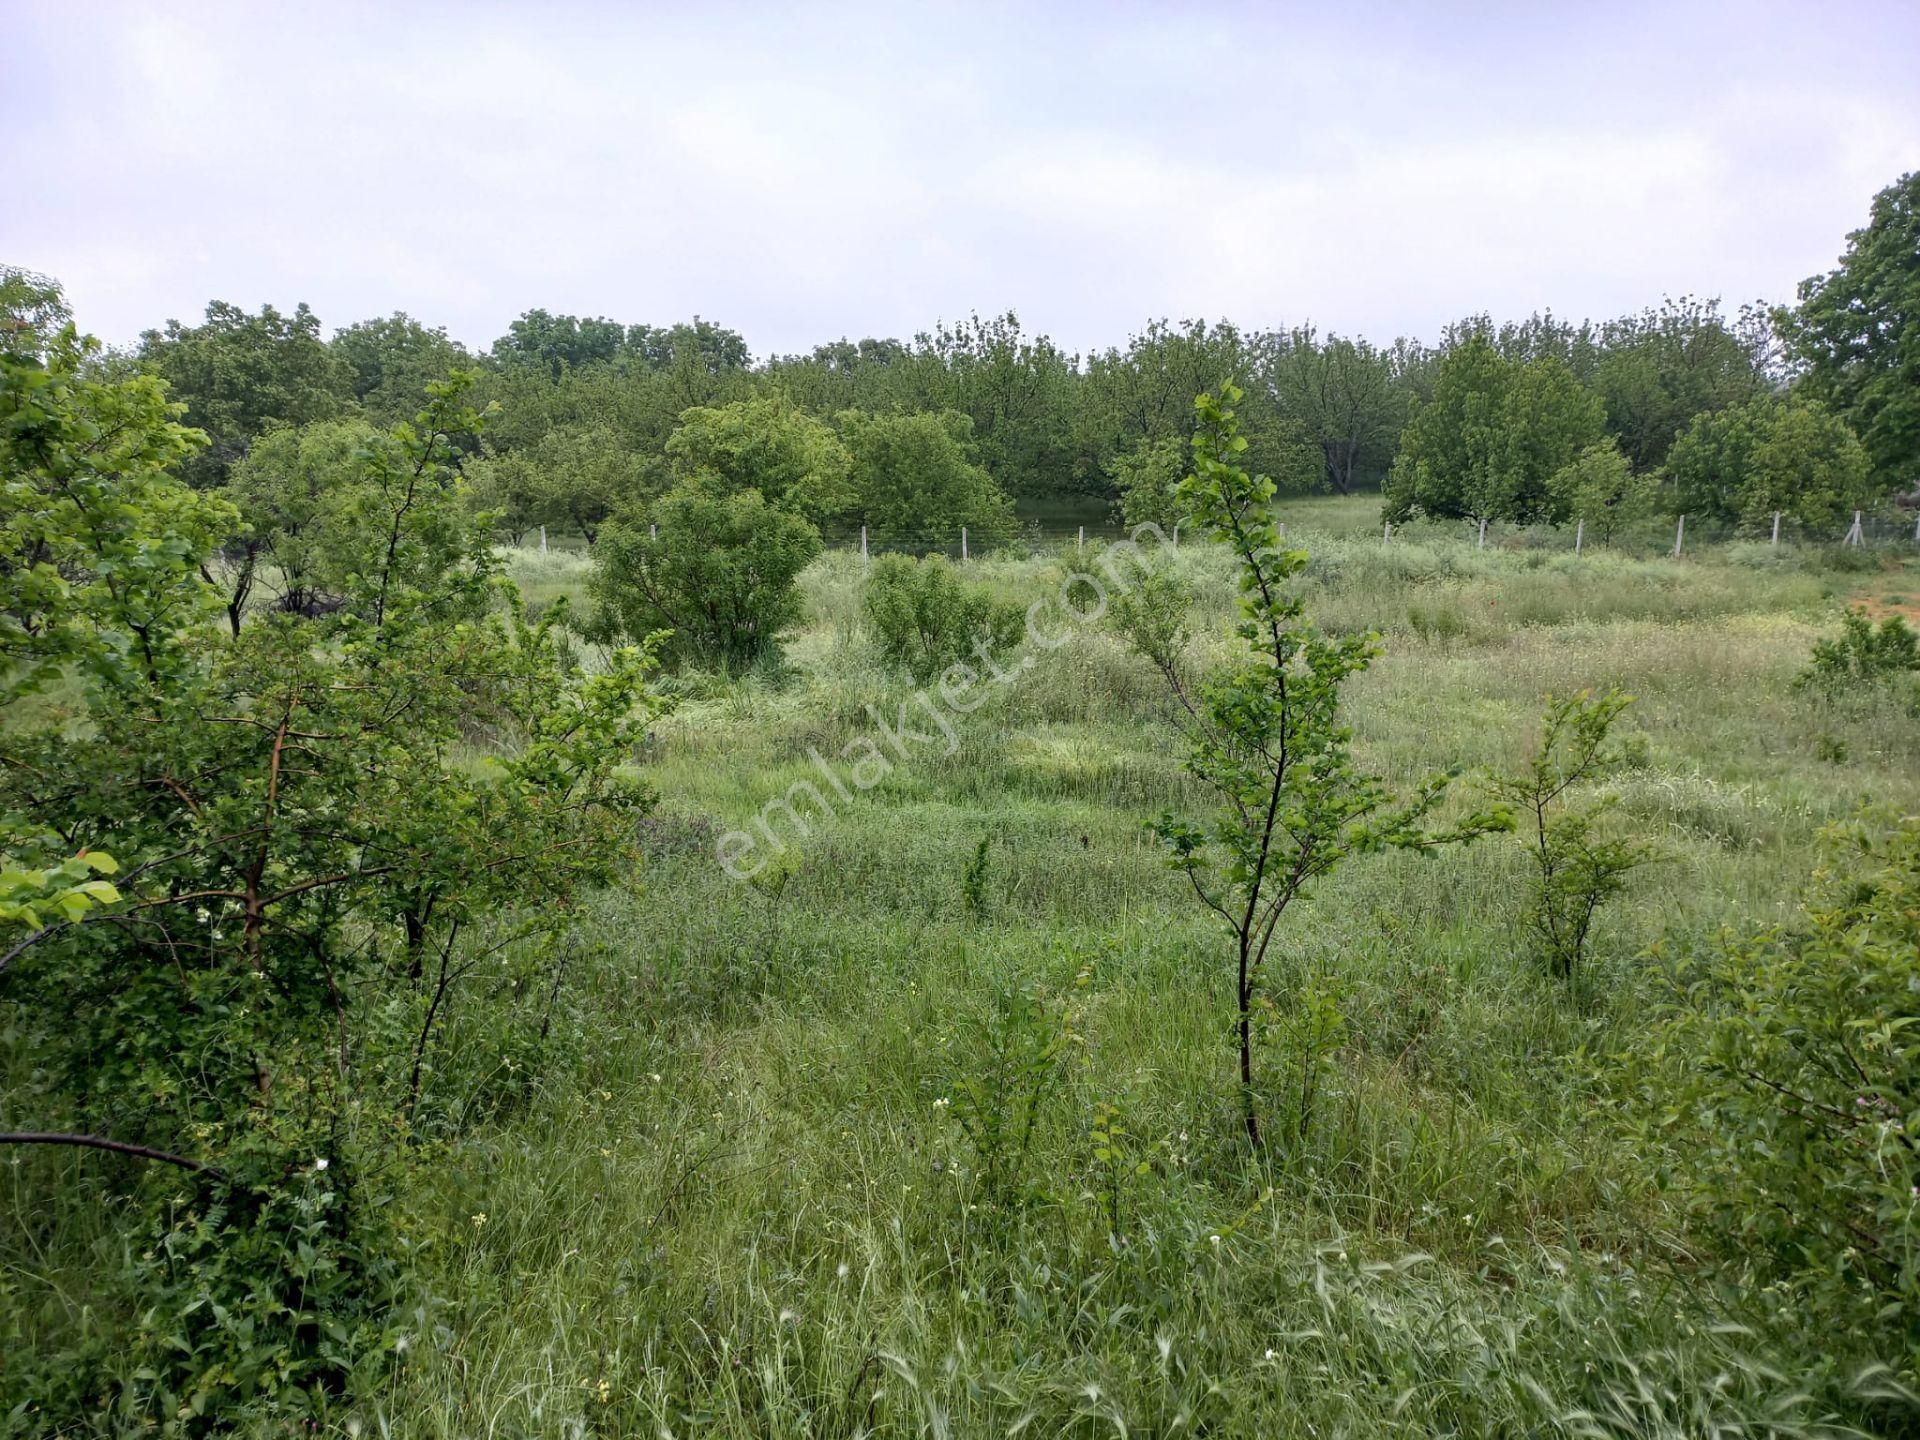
[139,300,354,488]
[1126,384,1507,1148]
[1778,170,1920,493]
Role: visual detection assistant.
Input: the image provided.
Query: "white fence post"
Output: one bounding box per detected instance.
[1077,524,1085,551]
[650,522,658,542]
[1383,521,1392,543]
[861,524,869,570]
[1574,518,1584,554]
[1672,514,1685,558]
[1172,522,1182,549]
[1477,517,1488,550]
[1771,511,1781,547]
[539,524,547,554]
[960,526,968,562]
[1844,510,1864,547]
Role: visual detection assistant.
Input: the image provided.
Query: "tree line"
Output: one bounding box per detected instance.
[35,166,1897,678]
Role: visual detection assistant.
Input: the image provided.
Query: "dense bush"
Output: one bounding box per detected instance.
[1795,606,1920,703]
[1385,333,1604,526]
[862,552,1022,681]
[590,480,822,669]
[1625,812,1920,1386]
[1110,434,1190,533]
[665,394,852,523]
[1545,437,1658,543]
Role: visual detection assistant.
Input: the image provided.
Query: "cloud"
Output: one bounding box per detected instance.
[4,0,1917,357]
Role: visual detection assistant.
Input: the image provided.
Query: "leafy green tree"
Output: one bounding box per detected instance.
[1125,384,1507,1147]
[622,317,752,376]
[1492,310,1602,381]
[1778,171,1920,493]
[2,319,229,699]
[2,320,664,1425]
[1594,296,1767,472]
[1385,336,1604,525]
[912,312,1080,500]
[485,313,752,419]
[1664,394,1872,533]
[1264,327,1405,494]
[487,308,632,378]
[525,423,648,545]
[838,409,1016,548]
[466,444,543,545]
[139,300,355,488]
[1547,439,1658,543]
[862,553,1022,681]
[330,311,471,425]
[1110,434,1191,533]
[0,265,72,352]
[589,481,822,668]
[762,336,910,417]
[222,417,388,628]
[666,394,852,523]
[1083,318,1312,490]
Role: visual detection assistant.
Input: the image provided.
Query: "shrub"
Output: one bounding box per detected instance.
[590,481,822,669]
[861,552,1022,681]
[0,344,662,1428]
[666,395,852,524]
[1795,607,1920,702]
[937,969,1082,1210]
[1625,812,1920,1385]
[1665,395,1873,534]
[1490,690,1657,982]
[1384,334,1604,526]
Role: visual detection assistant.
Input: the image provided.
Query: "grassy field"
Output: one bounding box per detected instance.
[370,496,1918,1435]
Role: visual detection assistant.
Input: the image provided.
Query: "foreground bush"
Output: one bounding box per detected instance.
[1,315,661,1430]
[1627,811,1920,1387]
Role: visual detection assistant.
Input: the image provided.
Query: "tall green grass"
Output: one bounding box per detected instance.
[12,518,1915,1435]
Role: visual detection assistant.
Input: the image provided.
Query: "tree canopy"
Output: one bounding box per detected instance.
[1384,336,1605,525]
[1780,170,1920,494]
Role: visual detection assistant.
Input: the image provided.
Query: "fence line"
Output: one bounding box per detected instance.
[740,505,1920,565]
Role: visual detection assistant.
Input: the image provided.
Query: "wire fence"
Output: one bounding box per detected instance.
[811,503,1920,565]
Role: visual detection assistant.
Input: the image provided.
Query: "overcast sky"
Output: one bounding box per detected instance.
[6,1,1917,359]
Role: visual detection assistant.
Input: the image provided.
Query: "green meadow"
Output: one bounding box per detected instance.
[350,500,1918,1435]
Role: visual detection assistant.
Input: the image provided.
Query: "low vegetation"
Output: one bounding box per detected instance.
[4,166,1920,1435]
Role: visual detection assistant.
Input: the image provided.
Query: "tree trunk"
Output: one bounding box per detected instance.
[1239,937,1261,1147]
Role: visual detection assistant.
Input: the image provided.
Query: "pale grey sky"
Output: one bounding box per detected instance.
[6,1,1917,357]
